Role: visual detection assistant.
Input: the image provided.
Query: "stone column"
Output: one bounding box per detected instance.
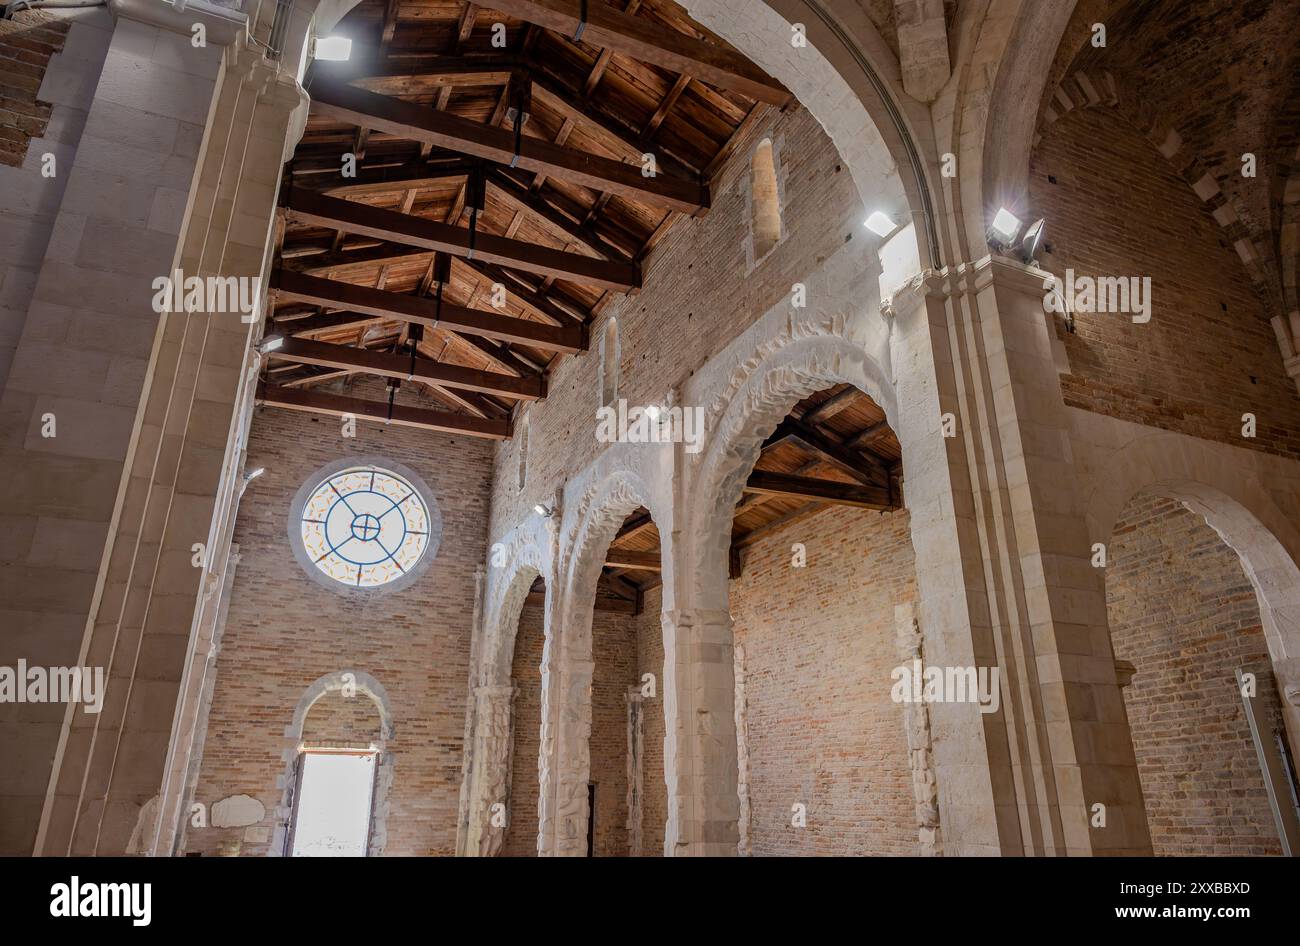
[733,642,753,856]
[661,607,740,856]
[895,602,942,855]
[625,686,644,856]
[33,10,320,854]
[464,684,516,857]
[887,254,1151,855]
[541,650,593,856]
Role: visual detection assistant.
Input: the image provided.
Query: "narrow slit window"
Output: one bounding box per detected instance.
[750,138,782,260]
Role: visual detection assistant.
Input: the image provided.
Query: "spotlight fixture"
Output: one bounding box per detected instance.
[987,207,1023,250]
[533,502,553,518]
[864,211,895,238]
[257,334,284,354]
[313,35,353,61]
[243,467,265,483]
[1018,218,1046,263]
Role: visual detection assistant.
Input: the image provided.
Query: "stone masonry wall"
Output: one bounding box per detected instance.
[728,505,919,856]
[1107,495,1284,856]
[1030,106,1300,460]
[184,398,493,856]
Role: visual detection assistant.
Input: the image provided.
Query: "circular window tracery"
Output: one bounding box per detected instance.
[298,466,431,588]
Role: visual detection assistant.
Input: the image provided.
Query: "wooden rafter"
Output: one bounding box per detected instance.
[309,78,710,215]
[266,336,546,400]
[271,269,587,352]
[483,0,791,105]
[284,187,642,290]
[258,382,512,439]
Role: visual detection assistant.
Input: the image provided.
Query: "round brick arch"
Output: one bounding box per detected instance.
[1083,433,1300,665]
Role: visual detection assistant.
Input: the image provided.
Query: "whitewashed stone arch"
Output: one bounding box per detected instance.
[270,670,395,857]
[688,326,898,604]
[539,461,668,855]
[682,0,936,266]
[480,522,552,689]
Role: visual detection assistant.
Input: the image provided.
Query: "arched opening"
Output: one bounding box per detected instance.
[558,479,668,857]
[500,575,546,856]
[593,507,667,857]
[749,137,782,262]
[1105,493,1296,855]
[274,673,395,858]
[289,690,386,857]
[719,382,923,855]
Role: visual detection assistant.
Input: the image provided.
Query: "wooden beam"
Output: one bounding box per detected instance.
[283,242,430,274]
[266,336,546,400]
[604,548,661,571]
[455,257,587,326]
[732,501,824,550]
[767,418,890,487]
[309,78,710,215]
[272,269,587,352]
[284,187,641,291]
[257,382,512,440]
[487,169,629,261]
[527,71,697,180]
[310,158,479,197]
[527,590,634,612]
[742,470,893,510]
[484,0,791,106]
[276,311,389,338]
[803,387,860,425]
[847,421,891,449]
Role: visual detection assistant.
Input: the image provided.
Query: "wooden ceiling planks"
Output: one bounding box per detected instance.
[271,0,778,430]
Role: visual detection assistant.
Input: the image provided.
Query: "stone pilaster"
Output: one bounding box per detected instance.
[464,684,516,857]
[661,607,740,856]
[888,254,1152,855]
[34,19,316,854]
[894,602,942,855]
[625,686,644,856]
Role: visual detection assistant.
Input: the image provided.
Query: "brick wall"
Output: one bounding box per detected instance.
[488,102,866,543]
[1030,106,1300,459]
[501,603,544,856]
[0,10,69,168]
[302,689,384,749]
[729,505,919,856]
[635,586,667,856]
[184,395,494,856]
[1107,496,1284,856]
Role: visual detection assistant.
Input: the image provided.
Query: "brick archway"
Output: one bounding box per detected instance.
[1082,431,1300,770]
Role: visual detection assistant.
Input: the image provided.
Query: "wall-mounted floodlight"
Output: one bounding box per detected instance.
[1019,218,1046,263]
[533,502,554,518]
[864,211,895,238]
[313,35,353,61]
[257,334,285,354]
[243,467,266,484]
[987,207,1023,249]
